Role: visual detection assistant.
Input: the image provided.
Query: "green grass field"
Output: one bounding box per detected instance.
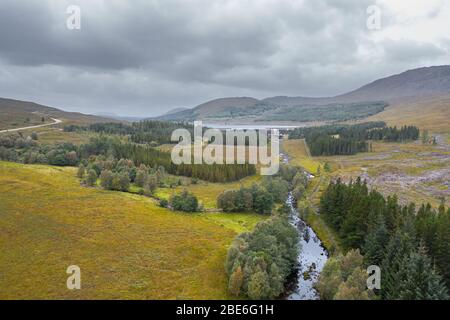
[0,161,265,299]
[282,138,322,174]
[154,175,261,209]
[0,112,51,131]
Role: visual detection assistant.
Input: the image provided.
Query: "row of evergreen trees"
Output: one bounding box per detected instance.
[0,133,256,183]
[366,125,420,141]
[307,135,369,156]
[288,122,420,156]
[366,126,420,142]
[319,178,449,299]
[64,120,193,145]
[80,136,256,183]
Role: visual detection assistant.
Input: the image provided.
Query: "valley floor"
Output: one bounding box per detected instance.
[0,161,265,299]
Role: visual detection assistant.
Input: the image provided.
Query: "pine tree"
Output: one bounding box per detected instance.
[380,231,414,299]
[435,208,450,290]
[398,247,449,300]
[363,219,389,266]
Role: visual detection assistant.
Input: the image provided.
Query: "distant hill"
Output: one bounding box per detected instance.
[157,97,261,121]
[336,65,450,103]
[0,97,118,130]
[162,107,189,116]
[157,65,450,125]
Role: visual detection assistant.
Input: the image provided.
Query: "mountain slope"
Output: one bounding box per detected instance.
[0,97,118,130]
[337,65,450,103]
[157,97,261,121]
[158,66,450,127]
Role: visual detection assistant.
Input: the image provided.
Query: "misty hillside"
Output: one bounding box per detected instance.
[158,65,450,122]
[157,97,261,121]
[337,65,450,103]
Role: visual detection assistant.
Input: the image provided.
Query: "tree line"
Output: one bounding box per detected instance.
[318,178,449,299]
[225,217,299,299]
[0,134,256,183]
[224,164,310,299]
[217,166,308,214]
[78,155,201,212]
[366,125,419,141]
[288,122,420,156]
[64,120,193,146]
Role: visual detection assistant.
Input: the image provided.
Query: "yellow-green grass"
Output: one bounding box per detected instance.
[367,94,450,133]
[281,139,322,174]
[33,128,91,145]
[0,112,53,131]
[445,133,450,145]
[199,212,267,233]
[155,175,262,209]
[0,126,92,145]
[0,161,264,299]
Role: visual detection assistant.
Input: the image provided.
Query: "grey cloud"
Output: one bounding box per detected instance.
[0,0,449,116]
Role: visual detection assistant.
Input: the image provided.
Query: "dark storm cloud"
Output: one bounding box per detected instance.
[0,0,449,116]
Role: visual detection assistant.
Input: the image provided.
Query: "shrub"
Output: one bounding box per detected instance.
[85,169,98,187]
[170,190,199,212]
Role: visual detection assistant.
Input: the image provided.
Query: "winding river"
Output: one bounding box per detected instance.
[281,154,329,300]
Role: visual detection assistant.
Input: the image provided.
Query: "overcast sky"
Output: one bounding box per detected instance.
[0,0,449,117]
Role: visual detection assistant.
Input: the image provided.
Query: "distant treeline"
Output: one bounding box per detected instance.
[64,120,193,146]
[264,101,387,122]
[366,125,420,141]
[81,136,256,183]
[319,178,449,299]
[288,122,420,156]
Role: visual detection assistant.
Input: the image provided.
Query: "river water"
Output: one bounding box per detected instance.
[281,154,329,300]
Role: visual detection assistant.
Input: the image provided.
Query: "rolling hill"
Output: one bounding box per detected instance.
[0,97,118,130]
[157,65,450,130]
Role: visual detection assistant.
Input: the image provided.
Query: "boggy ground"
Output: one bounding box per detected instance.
[317,138,450,207]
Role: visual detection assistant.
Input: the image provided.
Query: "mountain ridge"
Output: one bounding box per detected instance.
[157,65,450,122]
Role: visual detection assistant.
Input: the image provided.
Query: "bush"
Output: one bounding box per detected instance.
[85,169,98,187]
[170,190,199,212]
[100,170,114,190]
[143,175,158,196]
[225,218,299,299]
[217,185,272,214]
[159,199,169,208]
[77,164,86,179]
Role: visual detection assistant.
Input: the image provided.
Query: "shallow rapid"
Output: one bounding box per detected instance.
[281,154,328,300]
